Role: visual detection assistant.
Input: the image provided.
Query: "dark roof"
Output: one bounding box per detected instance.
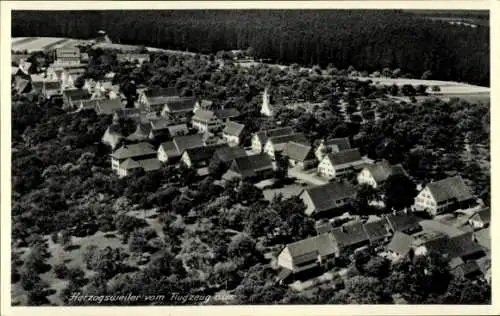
[192,109,216,122]
[363,219,392,243]
[425,233,484,259]
[330,222,369,248]
[173,134,204,154]
[285,234,338,265]
[365,161,407,183]
[315,222,335,235]
[302,182,356,214]
[145,87,179,98]
[326,148,363,166]
[183,144,228,164]
[126,123,153,141]
[452,261,481,278]
[96,99,122,115]
[254,127,294,145]
[426,176,474,203]
[137,158,162,172]
[165,97,196,113]
[324,137,351,151]
[214,108,240,119]
[387,232,413,256]
[276,268,293,281]
[44,81,61,91]
[470,208,490,225]
[269,133,308,146]
[63,89,91,101]
[214,146,248,163]
[386,213,422,233]
[120,158,141,170]
[223,121,245,137]
[231,153,274,178]
[150,118,170,131]
[32,81,44,92]
[114,108,141,118]
[111,142,156,160]
[159,141,179,158]
[474,227,490,250]
[283,141,315,162]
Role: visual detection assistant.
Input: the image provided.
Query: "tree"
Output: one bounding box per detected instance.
[237,182,264,205]
[128,229,149,253]
[388,84,399,96]
[432,85,441,92]
[401,84,416,97]
[54,263,70,279]
[26,280,51,306]
[364,256,390,279]
[439,277,491,304]
[333,275,391,304]
[208,156,226,179]
[384,174,417,211]
[74,76,85,89]
[274,151,288,180]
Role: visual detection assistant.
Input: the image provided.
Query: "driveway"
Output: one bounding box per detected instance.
[288,167,328,186]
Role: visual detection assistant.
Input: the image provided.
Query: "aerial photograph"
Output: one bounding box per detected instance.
[9,9,490,306]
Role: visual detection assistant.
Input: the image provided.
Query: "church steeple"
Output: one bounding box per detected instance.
[260,87,273,117]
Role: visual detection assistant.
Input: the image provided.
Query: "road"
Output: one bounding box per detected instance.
[288,167,328,186]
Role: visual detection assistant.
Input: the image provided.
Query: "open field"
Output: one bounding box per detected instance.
[11,37,83,53]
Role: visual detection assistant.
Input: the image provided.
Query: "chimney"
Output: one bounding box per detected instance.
[341,226,346,233]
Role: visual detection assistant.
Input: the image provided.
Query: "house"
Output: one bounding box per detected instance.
[413,176,475,216]
[212,146,248,167]
[110,142,157,175]
[282,141,316,170]
[214,108,240,122]
[299,182,356,218]
[61,67,86,89]
[264,133,309,160]
[357,160,408,188]
[113,108,142,123]
[160,97,197,121]
[223,153,274,181]
[468,208,490,230]
[77,98,105,111]
[95,99,123,115]
[101,125,124,149]
[222,121,245,146]
[251,127,294,153]
[139,87,179,112]
[451,261,482,279]
[42,80,63,99]
[62,89,92,110]
[317,148,368,179]
[421,232,485,261]
[385,213,422,235]
[277,234,338,273]
[127,123,152,142]
[386,231,414,258]
[193,99,213,113]
[315,138,351,161]
[148,118,171,140]
[157,134,204,163]
[117,157,162,178]
[363,219,393,245]
[167,124,189,138]
[31,80,44,94]
[191,109,221,132]
[330,222,371,251]
[260,87,276,117]
[475,255,491,284]
[117,53,151,65]
[181,144,229,168]
[12,77,32,95]
[54,46,81,66]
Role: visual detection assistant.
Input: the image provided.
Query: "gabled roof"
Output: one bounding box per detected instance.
[214,108,240,119]
[451,261,481,278]
[269,133,308,146]
[137,158,162,172]
[144,87,179,98]
[285,234,338,265]
[323,137,351,151]
[330,222,369,248]
[387,232,413,256]
[79,98,103,110]
[214,146,247,163]
[111,142,156,160]
[167,124,189,136]
[150,118,170,131]
[192,109,216,122]
[386,213,422,233]
[223,121,245,137]
[364,161,407,183]
[31,81,44,92]
[15,78,31,94]
[96,99,122,115]
[325,148,363,166]
[231,153,274,178]
[363,219,392,243]
[165,97,196,113]
[302,182,356,215]
[474,227,490,250]
[254,127,294,145]
[120,158,140,170]
[183,144,228,164]
[114,108,141,118]
[63,89,91,101]
[425,232,484,259]
[148,95,178,106]
[283,141,315,162]
[159,141,179,158]
[173,134,204,154]
[426,176,474,203]
[315,222,334,235]
[44,80,61,91]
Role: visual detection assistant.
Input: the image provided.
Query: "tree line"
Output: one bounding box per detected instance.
[12,10,489,86]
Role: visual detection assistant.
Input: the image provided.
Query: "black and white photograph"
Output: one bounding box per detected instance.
[2,1,495,312]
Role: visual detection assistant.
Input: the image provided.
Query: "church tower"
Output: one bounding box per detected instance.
[260,87,274,117]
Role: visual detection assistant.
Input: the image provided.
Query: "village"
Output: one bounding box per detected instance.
[10,30,491,304]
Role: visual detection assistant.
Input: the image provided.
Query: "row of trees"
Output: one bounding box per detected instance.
[12,10,489,85]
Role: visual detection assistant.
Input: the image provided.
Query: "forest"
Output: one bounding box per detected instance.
[11,10,490,86]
